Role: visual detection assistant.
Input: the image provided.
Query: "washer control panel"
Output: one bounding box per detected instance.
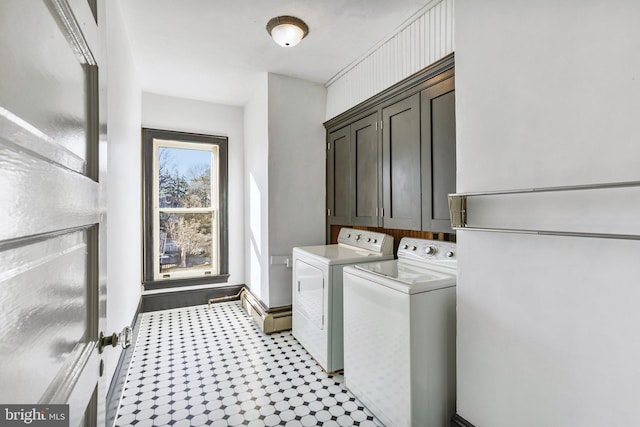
[397,237,457,262]
[337,228,394,255]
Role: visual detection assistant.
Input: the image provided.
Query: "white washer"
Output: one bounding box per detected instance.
[343,237,457,427]
[292,228,393,373]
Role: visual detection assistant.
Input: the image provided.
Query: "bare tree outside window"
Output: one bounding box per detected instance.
[157,146,216,276]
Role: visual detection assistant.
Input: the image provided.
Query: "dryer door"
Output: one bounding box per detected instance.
[294,259,325,330]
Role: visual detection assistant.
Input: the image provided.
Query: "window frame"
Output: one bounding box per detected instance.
[142,128,229,290]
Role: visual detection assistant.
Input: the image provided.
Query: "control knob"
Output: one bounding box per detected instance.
[355,234,361,241]
[402,244,409,250]
[411,246,417,251]
[425,246,437,255]
[446,251,455,258]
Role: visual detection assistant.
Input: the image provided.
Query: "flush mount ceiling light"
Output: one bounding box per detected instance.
[266,16,309,47]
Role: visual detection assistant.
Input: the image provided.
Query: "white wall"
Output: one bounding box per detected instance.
[244,73,270,304]
[243,73,327,308]
[142,92,245,288]
[267,74,327,308]
[104,0,142,388]
[455,0,640,425]
[325,0,455,120]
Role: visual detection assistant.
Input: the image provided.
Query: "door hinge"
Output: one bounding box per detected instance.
[448,194,467,228]
[327,208,331,217]
[380,120,383,130]
[375,122,378,130]
[375,207,378,216]
[381,207,384,216]
[327,142,331,150]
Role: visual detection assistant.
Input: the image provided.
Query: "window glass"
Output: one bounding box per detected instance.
[158,147,213,208]
[159,212,214,277]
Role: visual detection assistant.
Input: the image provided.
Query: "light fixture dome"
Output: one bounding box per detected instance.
[266,16,309,47]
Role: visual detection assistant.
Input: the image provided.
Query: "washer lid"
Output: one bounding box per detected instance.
[352,260,456,294]
[293,244,393,265]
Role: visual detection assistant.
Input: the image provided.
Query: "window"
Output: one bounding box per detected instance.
[142,128,228,289]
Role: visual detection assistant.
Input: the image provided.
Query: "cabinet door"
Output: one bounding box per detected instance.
[327,126,351,225]
[351,112,380,226]
[421,77,456,232]
[382,93,422,230]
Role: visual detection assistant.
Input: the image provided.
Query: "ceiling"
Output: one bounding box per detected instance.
[120,0,432,107]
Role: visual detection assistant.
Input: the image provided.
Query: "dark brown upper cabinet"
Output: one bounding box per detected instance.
[382,94,421,230]
[351,112,380,226]
[327,112,380,227]
[327,125,351,225]
[324,53,456,236]
[421,76,456,233]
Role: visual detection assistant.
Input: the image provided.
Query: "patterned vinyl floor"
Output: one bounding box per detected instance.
[114,301,383,426]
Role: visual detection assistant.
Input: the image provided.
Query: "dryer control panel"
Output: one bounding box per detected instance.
[397,237,457,262]
[337,228,394,255]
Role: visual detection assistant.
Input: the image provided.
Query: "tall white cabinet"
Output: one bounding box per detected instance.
[454,0,640,426]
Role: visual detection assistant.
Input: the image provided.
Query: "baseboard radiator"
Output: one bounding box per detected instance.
[208,287,292,334]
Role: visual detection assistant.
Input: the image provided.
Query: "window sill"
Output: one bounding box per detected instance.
[143,274,230,291]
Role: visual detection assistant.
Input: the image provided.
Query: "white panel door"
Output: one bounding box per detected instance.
[0,0,107,425]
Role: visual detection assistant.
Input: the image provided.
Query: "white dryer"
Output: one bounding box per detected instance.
[292,228,393,373]
[343,237,457,427]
